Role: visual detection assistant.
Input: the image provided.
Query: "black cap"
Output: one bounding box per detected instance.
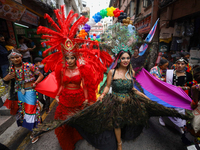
[34,57,43,63]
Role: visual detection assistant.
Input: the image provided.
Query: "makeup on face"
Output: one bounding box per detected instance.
[10,55,22,65]
[66,55,76,67]
[176,61,186,71]
[120,53,130,67]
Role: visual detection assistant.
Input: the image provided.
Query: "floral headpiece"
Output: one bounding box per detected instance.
[8,50,22,59]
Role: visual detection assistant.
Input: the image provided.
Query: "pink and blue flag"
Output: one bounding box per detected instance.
[135,68,192,110]
[139,18,159,56]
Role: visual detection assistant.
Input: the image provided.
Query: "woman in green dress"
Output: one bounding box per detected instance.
[64,49,192,150]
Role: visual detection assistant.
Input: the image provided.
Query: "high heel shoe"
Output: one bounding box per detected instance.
[117,141,122,150]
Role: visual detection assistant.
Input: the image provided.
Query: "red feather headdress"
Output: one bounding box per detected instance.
[37,5,96,57]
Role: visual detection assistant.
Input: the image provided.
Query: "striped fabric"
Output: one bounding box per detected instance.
[16,90,41,131]
[139,18,159,56]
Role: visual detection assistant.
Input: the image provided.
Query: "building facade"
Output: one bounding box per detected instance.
[159,0,200,66]
[109,0,200,68]
[81,0,90,18]
[57,0,83,16]
[0,0,57,58]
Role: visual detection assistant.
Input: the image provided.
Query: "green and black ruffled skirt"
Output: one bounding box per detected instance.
[33,90,193,150]
[69,90,191,134]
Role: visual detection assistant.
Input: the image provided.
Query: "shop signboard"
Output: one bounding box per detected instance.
[6,20,16,46]
[21,10,39,26]
[0,0,26,22]
[135,15,151,34]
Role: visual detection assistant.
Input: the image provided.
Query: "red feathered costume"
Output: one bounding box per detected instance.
[35,5,112,150]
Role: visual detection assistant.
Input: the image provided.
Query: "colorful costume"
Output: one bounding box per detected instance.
[34,22,193,150]
[150,66,166,79]
[34,5,112,150]
[10,62,41,130]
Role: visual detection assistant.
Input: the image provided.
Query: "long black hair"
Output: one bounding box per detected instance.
[158,59,168,67]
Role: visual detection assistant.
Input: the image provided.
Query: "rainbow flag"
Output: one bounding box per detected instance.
[135,68,192,110]
[139,18,159,56]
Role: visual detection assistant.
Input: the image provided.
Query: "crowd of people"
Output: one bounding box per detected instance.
[0,5,200,150]
[149,51,200,141]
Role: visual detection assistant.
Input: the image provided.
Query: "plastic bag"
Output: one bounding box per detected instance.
[192,102,200,133]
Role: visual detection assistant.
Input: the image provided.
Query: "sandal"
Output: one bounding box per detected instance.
[31,136,39,144]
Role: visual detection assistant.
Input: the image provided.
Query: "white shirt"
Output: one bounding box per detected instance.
[19,43,31,58]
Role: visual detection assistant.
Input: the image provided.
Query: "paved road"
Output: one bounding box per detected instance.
[9,101,187,150]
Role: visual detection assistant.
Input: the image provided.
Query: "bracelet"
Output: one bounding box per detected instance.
[31,82,38,87]
[191,100,198,106]
[102,93,106,96]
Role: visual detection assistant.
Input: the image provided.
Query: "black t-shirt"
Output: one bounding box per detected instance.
[130,55,145,69]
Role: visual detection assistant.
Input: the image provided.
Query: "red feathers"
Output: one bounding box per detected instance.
[44,14,61,32]
[37,5,90,55]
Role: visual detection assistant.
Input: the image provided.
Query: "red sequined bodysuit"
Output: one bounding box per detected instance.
[54,71,85,150]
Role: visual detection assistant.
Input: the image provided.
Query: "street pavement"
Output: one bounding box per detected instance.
[5,100,188,150]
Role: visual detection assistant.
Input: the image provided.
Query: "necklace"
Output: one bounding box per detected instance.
[173,70,186,86]
[176,70,185,73]
[13,63,25,95]
[14,63,22,67]
[157,66,162,78]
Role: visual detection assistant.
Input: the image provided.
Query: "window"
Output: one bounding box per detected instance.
[143,0,151,8]
[130,1,134,17]
[136,0,142,15]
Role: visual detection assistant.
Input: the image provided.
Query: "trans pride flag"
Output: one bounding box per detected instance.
[139,18,160,56]
[135,68,192,110]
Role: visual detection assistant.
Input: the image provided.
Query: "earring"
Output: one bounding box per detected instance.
[117,59,121,63]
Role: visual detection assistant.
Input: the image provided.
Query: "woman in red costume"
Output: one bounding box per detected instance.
[54,53,89,150]
[35,5,112,150]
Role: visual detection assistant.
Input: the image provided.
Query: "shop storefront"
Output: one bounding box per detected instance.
[0,0,54,60]
[14,9,44,58]
[159,0,200,66]
[0,0,26,46]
